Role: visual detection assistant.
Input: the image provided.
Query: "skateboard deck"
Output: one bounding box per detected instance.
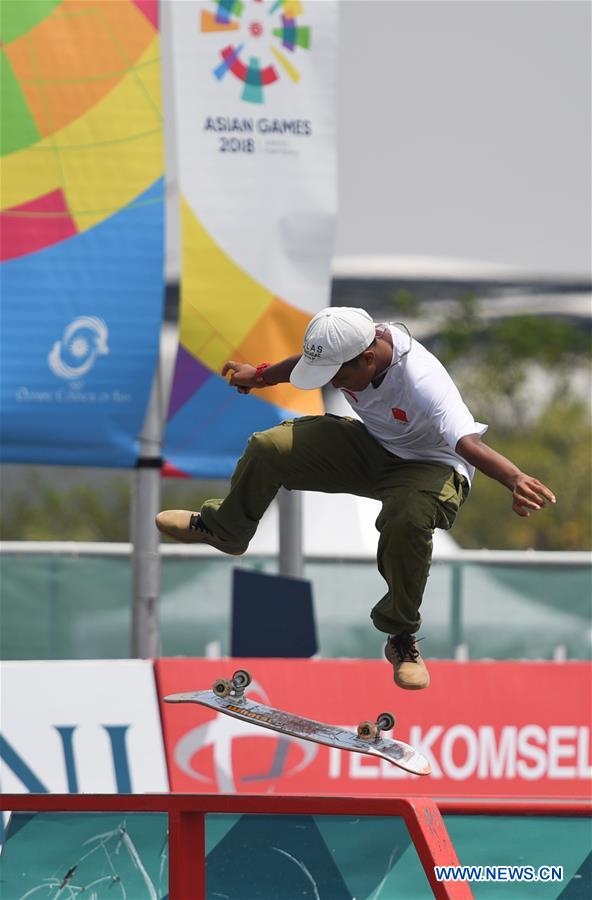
[164,679,431,776]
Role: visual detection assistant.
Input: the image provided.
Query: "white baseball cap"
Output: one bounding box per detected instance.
[290,307,376,390]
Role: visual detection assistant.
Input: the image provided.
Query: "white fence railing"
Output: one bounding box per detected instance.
[1,541,590,566]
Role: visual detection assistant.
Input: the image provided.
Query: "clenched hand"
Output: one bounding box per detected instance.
[222,361,259,394]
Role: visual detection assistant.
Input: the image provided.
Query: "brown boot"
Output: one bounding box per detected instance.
[385,633,430,690]
[155,510,247,556]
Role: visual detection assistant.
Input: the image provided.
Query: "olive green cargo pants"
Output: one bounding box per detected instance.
[200,415,468,636]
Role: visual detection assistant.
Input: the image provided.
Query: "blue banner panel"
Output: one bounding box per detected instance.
[0,180,164,467]
[1,0,164,467]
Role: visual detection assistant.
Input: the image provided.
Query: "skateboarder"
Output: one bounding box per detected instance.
[157,307,556,691]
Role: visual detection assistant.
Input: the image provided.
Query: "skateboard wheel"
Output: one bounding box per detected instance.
[377,712,395,732]
[232,669,252,689]
[357,721,378,741]
[213,678,232,698]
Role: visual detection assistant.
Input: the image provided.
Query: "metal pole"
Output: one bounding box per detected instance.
[130,0,179,658]
[130,362,163,658]
[450,562,464,658]
[278,488,304,578]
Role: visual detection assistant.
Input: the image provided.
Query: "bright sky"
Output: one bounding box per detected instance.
[335,0,591,277]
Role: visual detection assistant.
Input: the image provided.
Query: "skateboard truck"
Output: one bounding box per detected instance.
[357,712,396,743]
[212,668,253,703]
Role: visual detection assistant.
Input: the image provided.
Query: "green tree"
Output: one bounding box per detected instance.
[431,297,589,419]
[453,400,591,550]
[415,295,591,549]
[0,473,225,542]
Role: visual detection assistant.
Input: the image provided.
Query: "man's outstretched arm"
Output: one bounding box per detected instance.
[456,433,556,518]
[222,356,301,393]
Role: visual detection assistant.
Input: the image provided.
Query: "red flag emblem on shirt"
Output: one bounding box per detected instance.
[392,407,408,422]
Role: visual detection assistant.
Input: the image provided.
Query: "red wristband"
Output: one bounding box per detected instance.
[255,362,270,386]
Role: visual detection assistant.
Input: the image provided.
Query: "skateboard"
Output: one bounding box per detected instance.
[164,668,431,776]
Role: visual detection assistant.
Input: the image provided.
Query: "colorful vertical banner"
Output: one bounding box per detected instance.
[0,0,164,467]
[164,0,338,477]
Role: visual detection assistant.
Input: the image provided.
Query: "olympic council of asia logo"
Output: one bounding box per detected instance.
[202,0,311,104]
[48,316,109,380]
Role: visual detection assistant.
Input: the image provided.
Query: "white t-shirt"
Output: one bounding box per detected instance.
[339,324,487,485]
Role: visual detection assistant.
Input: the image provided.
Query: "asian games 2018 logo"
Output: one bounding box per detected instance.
[202,0,311,104]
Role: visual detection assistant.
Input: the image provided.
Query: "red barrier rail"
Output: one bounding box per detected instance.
[4,795,589,897]
[1,793,472,900]
[437,800,592,816]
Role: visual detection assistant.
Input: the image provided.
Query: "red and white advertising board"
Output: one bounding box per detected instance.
[156,659,591,798]
[0,661,169,795]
